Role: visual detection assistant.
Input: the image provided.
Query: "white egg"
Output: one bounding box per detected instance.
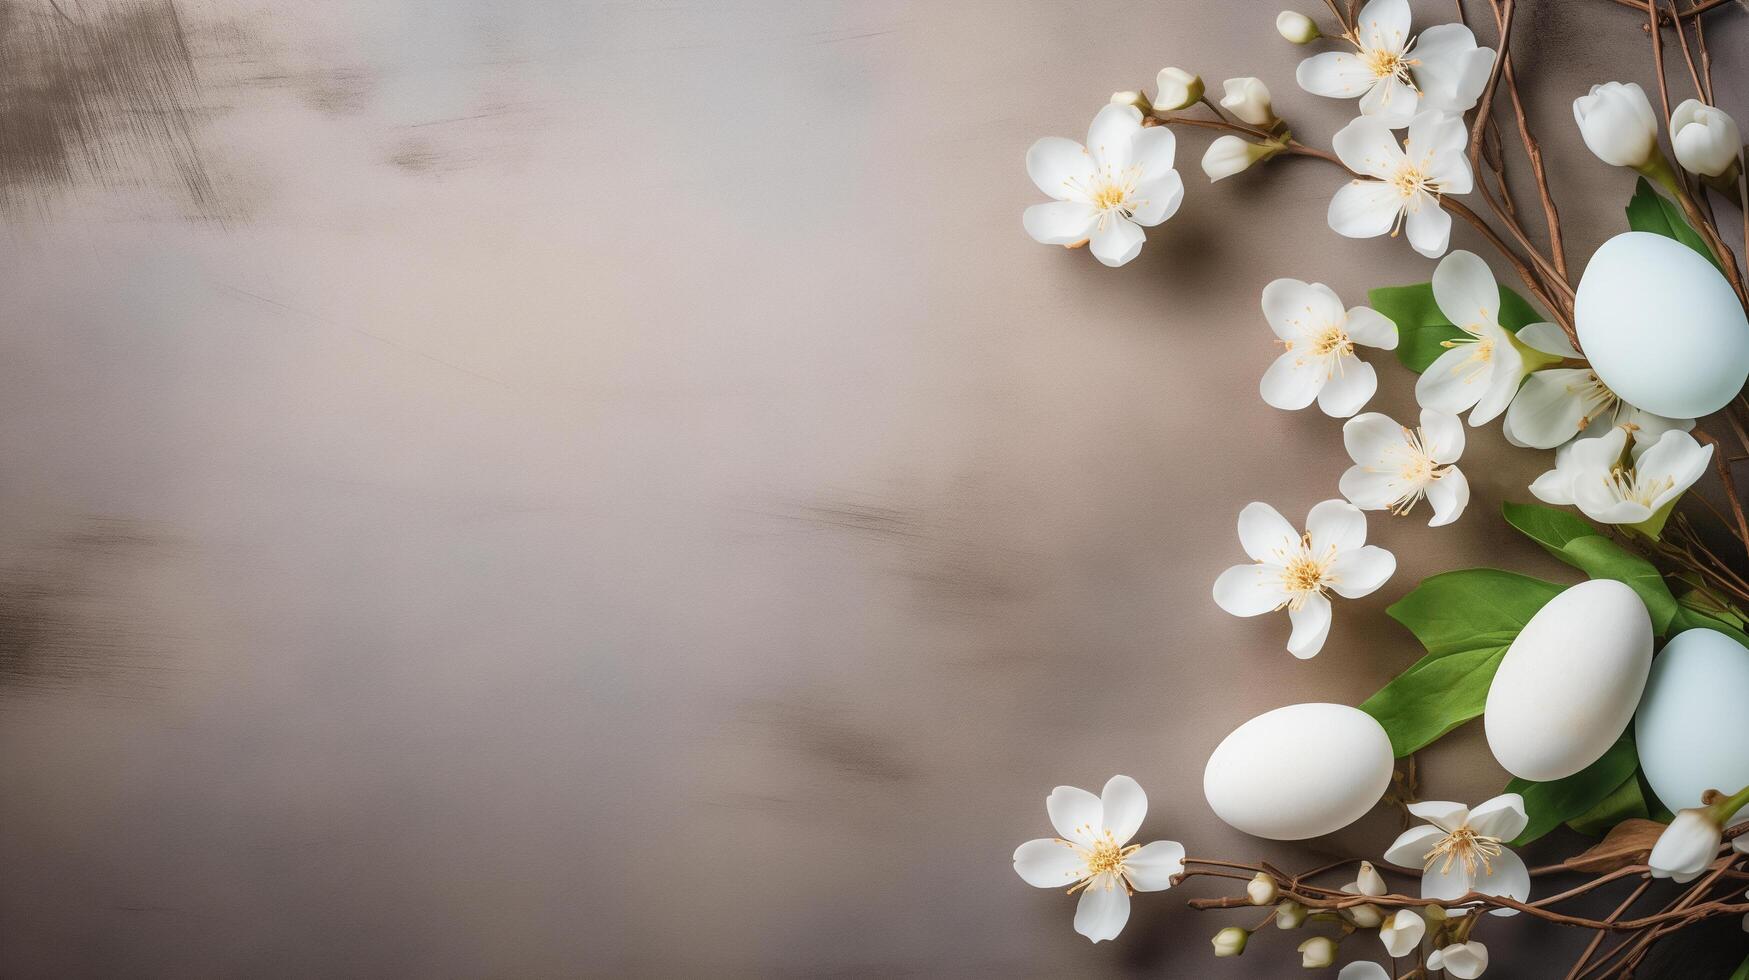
[1203,703,1393,840]
[1484,579,1653,781]
[1574,231,1749,420]
[1635,628,1749,811]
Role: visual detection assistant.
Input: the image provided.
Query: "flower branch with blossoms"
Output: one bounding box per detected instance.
[1015,0,1749,975]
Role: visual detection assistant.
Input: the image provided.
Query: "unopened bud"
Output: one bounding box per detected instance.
[1298,935,1337,969]
[1220,77,1278,128]
[1276,10,1321,43]
[1275,899,1308,929]
[1343,903,1384,928]
[1110,90,1153,113]
[1211,926,1250,957]
[1154,67,1204,112]
[1247,873,1279,906]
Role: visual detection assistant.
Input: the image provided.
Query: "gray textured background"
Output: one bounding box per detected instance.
[0,0,1745,976]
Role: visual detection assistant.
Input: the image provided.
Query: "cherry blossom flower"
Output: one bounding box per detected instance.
[1329,111,1472,257]
[1024,104,1184,267]
[1385,795,1531,917]
[1259,278,1398,417]
[1212,500,1396,659]
[1012,775,1185,942]
[1529,427,1712,529]
[1296,0,1495,128]
[1415,250,1551,425]
[1340,409,1469,526]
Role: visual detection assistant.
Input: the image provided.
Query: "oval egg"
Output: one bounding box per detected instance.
[1203,702,1393,840]
[1484,579,1652,781]
[1574,231,1749,420]
[1635,627,1749,811]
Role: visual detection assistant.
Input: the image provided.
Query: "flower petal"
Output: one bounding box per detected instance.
[1517,321,1581,358]
[1355,0,1411,54]
[1467,793,1529,841]
[1329,180,1403,239]
[1468,335,1525,425]
[1474,847,1531,916]
[1380,908,1426,957]
[1214,563,1287,616]
[1328,545,1395,598]
[1333,116,1407,179]
[1287,592,1332,659]
[1408,800,1470,832]
[1404,193,1453,258]
[1316,358,1377,418]
[1129,169,1183,226]
[1073,875,1131,942]
[1047,785,1104,846]
[1414,25,1493,114]
[1238,501,1299,562]
[1344,411,1407,464]
[1346,306,1399,349]
[1339,963,1392,980]
[1306,498,1367,553]
[1340,466,1402,511]
[1087,104,1142,171]
[1503,368,1591,449]
[1023,200,1097,245]
[1261,349,1328,410]
[1529,460,1574,505]
[1426,466,1469,526]
[1262,278,1345,340]
[1026,136,1095,201]
[1100,775,1147,846]
[1432,250,1500,332]
[1124,840,1185,892]
[1420,408,1466,462]
[1013,838,1087,888]
[1636,430,1712,503]
[1384,824,1445,866]
[1359,74,1419,129]
[1297,51,1379,100]
[1089,216,1145,267]
[1420,856,1476,908]
[1415,343,1487,414]
[1129,126,1177,182]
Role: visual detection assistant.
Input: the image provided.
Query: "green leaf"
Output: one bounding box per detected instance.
[1500,502,1677,635]
[1566,771,1650,837]
[1669,605,1749,648]
[1362,569,1562,756]
[1731,953,1749,980]
[1369,282,1546,374]
[1506,737,1640,845]
[1625,176,1721,270]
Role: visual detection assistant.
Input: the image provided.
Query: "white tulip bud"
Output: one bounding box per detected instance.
[1110,90,1153,113]
[1671,99,1742,178]
[1379,908,1426,957]
[1275,899,1308,929]
[1211,926,1250,957]
[1276,10,1321,43]
[1428,941,1490,979]
[1155,67,1204,112]
[1221,76,1278,128]
[1201,135,1284,182]
[1649,807,1723,882]
[1298,936,1337,969]
[1247,873,1279,906]
[1573,81,1660,170]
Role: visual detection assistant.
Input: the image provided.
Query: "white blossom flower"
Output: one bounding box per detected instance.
[1379,907,1427,956]
[1259,278,1398,417]
[1155,67,1204,112]
[1415,250,1547,424]
[1384,794,1531,917]
[1340,860,1387,927]
[1212,500,1396,659]
[1024,104,1185,267]
[1339,965,1391,980]
[1295,0,1494,128]
[1340,409,1469,526]
[1530,427,1712,528]
[1574,82,1660,169]
[1277,10,1321,44]
[1330,111,1473,257]
[1504,368,1693,452]
[1649,808,1722,883]
[1428,940,1490,978]
[1012,775,1186,943]
[1220,77,1278,128]
[1671,99,1742,178]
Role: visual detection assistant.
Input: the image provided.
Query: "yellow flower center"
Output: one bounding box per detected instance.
[1066,830,1141,895]
[1390,163,1435,199]
[1604,465,1676,509]
[1276,534,1336,611]
[1312,325,1354,359]
[1364,47,1415,83]
[1425,825,1504,878]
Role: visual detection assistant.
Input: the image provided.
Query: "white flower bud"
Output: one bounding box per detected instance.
[1378,908,1426,957]
[1247,873,1279,905]
[1353,861,1385,897]
[1650,807,1723,882]
[1343,903,1384,928]
[1110,90,1153,113]
[1671,99,1742,178]
[1573,81,1660,169]
[1298,936,1337,969]
[1220,77,1278,128]
[1155,67,1204,112]
[1211,926,1250,957]
[1276,10,1321,43]
[1275,899,1307,929]
[1201,135,1283,182]
[1428,940,1490,979]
